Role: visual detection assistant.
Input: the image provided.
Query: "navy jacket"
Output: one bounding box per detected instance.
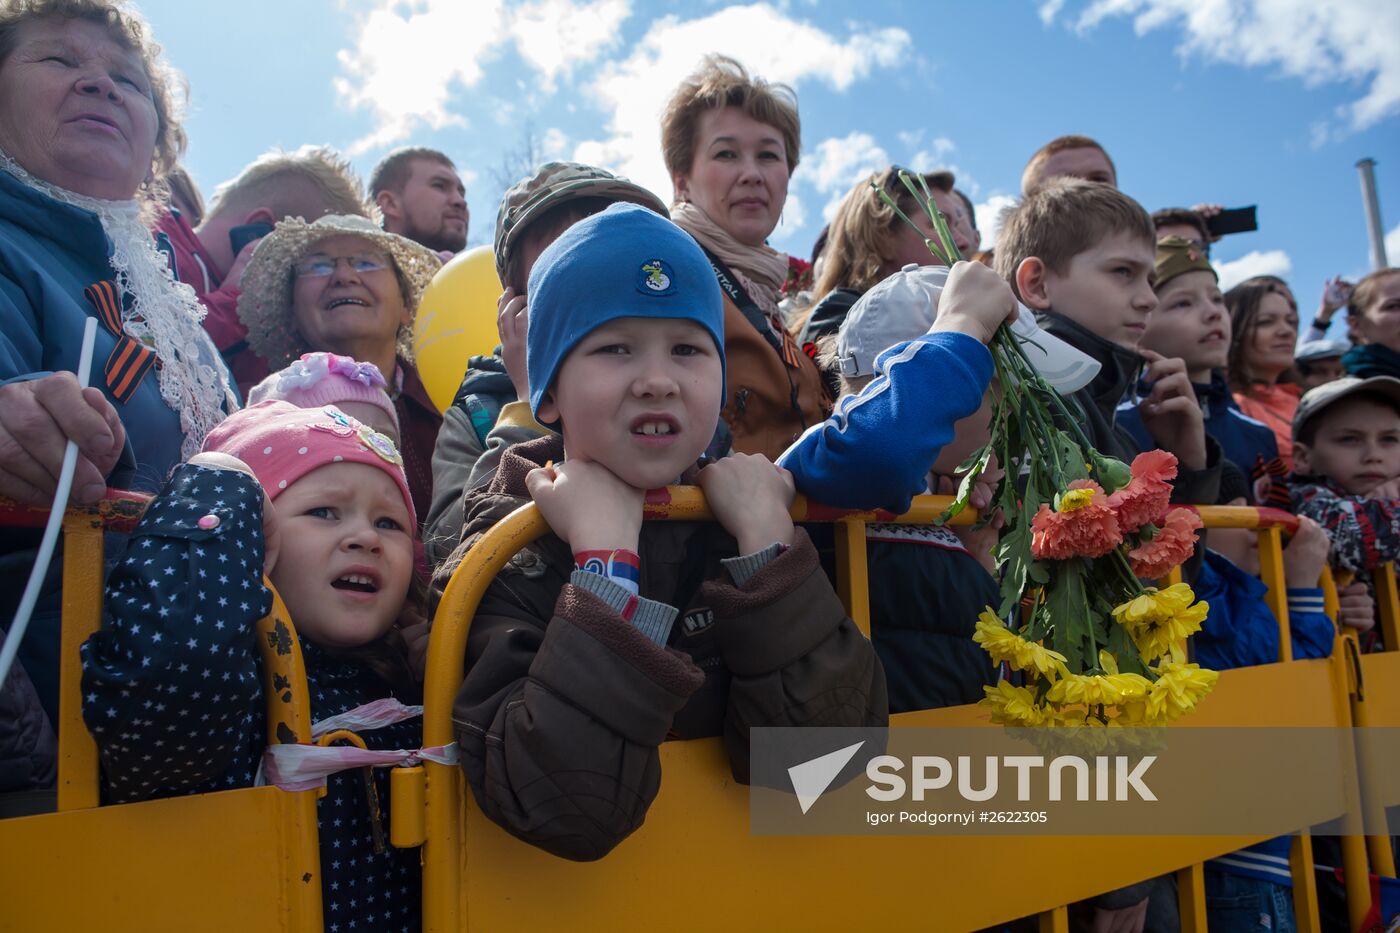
[1117,373,1278,478]
[1194,549,1335,884]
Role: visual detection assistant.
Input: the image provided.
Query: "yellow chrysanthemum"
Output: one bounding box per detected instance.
[1112,583,1198,624]
[1111,585,1209,661]
[981,681,1053,726]
[1145,661,1219,721]
[973,610,1070,678]
[1045,672,1152,707]
[1059,487,1096,512]
[1114,698,1170,727]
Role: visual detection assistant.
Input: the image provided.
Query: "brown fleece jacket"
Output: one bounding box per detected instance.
[449,435,886,861]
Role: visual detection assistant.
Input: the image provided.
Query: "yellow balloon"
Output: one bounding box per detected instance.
[412,245,503,412]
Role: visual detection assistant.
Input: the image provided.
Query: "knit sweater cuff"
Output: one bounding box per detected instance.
[569,570,677,646]
[721,542,784,587]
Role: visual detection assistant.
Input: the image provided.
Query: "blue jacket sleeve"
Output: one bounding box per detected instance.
[776,332,993,512]
[1285,588,1335,660]
[81,463,271,803]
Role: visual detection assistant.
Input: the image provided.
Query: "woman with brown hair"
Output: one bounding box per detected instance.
[798,166,975,346]
[661,55,827,460]
[1227,276,1302,468]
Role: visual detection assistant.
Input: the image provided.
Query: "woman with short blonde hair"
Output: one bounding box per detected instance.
[660,55,827,459]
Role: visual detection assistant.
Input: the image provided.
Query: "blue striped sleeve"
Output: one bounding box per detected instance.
[777,331,993,512]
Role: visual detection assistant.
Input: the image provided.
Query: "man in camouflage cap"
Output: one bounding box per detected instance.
[494,161,668,294]
[425,162,667,566]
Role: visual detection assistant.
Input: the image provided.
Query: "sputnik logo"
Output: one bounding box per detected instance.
[787,741,865,814]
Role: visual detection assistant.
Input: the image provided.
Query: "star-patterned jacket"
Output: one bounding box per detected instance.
[81,463,421,932]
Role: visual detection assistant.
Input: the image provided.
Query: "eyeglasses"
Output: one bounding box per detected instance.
[293,254,391,278]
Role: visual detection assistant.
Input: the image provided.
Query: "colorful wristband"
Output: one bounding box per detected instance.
[573,548,642,596]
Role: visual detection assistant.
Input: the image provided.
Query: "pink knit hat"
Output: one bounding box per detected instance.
[246,353,399,434]
[201,400,416,527]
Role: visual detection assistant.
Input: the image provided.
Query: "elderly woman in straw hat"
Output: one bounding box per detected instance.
[237,214,443,520]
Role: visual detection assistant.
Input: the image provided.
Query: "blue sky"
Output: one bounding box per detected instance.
[137,0,1400,333]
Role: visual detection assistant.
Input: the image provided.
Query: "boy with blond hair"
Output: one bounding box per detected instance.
[445,203,885,861]
[994,178,1221,507]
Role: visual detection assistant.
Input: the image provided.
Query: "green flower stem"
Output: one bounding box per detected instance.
[870,182,952,266]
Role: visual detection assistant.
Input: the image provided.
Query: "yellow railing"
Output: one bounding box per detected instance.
[410,496,1396,933]
[0,493,324,933]
[1,493,1394,931]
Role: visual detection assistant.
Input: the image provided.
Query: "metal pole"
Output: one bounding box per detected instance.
[1356,158,1388,270]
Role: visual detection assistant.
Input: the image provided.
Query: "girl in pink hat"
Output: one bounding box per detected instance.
[82,400,431,931]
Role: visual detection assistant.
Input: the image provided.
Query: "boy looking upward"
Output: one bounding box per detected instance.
[1119,236,1278,476]
[445,203,885,861]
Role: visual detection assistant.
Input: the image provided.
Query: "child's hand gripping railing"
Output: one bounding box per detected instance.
[1187,505,1390,933]
[1326,556,1400,910]
[0,491,325,933]
[404,493,1389,933]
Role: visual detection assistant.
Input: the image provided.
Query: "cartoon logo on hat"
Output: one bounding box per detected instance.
[639,259,674,295]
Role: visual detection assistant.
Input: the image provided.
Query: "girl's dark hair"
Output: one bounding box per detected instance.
[1225,279,1297,394]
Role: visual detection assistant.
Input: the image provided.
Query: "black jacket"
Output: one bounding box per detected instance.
[865,527,998,712]
[1038,311,1221,508]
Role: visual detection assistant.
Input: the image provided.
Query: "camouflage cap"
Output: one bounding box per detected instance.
[1152,235,1215,291]
[493,161,669,286]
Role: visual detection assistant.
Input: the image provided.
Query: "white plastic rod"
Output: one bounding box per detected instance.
[0,315,100,688]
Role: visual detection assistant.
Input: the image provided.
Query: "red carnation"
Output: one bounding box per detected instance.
[1031,480,1123,560]
[1108,450,1177,533]
[1129,508,1203,579]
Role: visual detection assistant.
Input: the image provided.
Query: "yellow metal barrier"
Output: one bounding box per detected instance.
[3,492,1392,931]
[414,496,1386,933]
[0,493,324,933]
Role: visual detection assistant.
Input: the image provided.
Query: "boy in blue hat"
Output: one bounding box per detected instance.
[443,203,886,860]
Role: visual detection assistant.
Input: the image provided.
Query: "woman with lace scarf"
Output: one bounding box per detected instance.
[660,55,830,461]
[0,1,235,731]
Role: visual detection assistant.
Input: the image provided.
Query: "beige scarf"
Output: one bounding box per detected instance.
[670,200,789,315]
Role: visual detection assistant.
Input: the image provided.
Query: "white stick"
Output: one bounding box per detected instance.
[0,316,100,688]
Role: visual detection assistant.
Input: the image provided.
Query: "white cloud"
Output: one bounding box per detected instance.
[910,136,956,168]
[573,4,912,204]
[336,0,632,154]
[792,131,891,223]
[541,128,571,159]
[1386,222,1400,266]
[974,194,1018,250]
[1046,0,1400,132]
[802,132,891,195]
[1215,249,1293,290]
[510,0,631,90]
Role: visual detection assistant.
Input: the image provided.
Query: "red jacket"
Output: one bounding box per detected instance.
[155,210,269,392]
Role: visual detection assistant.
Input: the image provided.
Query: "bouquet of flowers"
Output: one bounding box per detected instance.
[875,172,1218,728]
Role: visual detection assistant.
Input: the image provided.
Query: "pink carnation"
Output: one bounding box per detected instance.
[1129,508,1203,578]
[1031,480,1123,560]
[1107,450,1177,533]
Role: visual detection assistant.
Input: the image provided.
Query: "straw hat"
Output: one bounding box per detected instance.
[237,214,443,368]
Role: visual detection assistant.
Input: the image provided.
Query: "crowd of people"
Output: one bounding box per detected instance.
[1,2,1398,932]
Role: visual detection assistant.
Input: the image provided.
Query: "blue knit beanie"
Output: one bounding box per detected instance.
[526,202,725,424]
